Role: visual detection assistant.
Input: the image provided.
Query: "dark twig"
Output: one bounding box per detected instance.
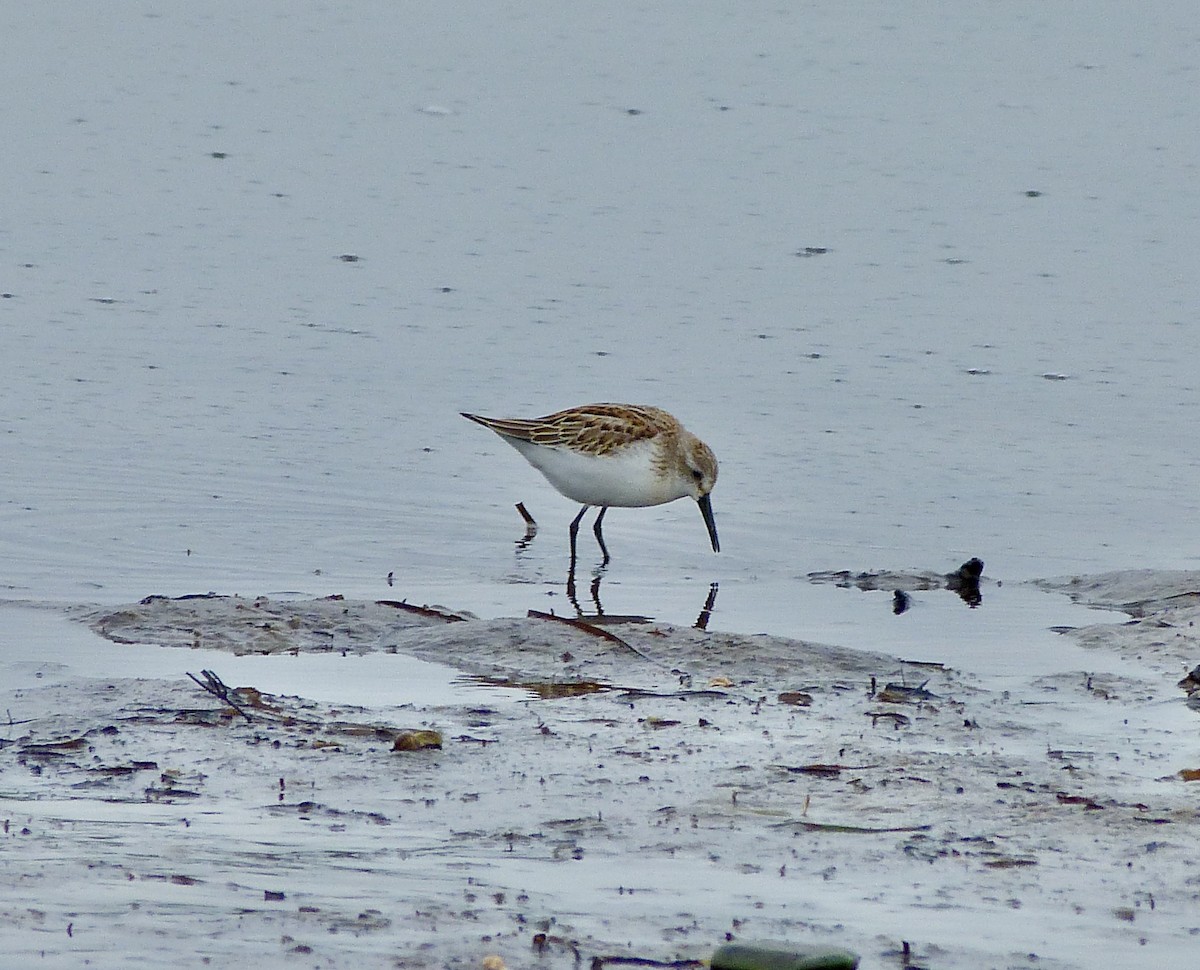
[376,600,468,622]
[527,609,659,665]
[186,669,254,722]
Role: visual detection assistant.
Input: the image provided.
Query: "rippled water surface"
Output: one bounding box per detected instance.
[3,2,1198,654]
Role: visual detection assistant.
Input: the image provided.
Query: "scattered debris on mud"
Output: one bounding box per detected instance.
[3,570,1199,969]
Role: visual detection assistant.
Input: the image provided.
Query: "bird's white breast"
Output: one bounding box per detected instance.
[506,437,684,508]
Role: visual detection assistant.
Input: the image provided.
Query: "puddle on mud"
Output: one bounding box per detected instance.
[0,604,531,707]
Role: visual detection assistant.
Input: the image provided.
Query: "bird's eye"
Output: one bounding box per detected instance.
[692,469,704,482]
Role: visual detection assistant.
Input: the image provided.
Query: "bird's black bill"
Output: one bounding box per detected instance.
[698,493,719,553]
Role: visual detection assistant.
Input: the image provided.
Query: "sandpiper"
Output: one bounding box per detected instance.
[461,403,719,562]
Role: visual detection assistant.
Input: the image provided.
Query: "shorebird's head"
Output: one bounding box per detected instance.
[681,436,720,553]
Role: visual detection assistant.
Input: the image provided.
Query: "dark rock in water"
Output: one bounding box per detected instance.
[814,558,985,609]
[946,557,984,608]
[948,557,984,583]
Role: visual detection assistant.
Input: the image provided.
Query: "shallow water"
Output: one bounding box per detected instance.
[3,3,1199,649]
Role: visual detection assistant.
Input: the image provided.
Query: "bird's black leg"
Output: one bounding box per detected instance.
[569,506,589,562]
[592,506,610,565]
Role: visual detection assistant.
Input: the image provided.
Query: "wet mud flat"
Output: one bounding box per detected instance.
[3,572,1200,969]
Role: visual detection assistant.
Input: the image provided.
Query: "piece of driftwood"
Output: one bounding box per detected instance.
[527,609,658,665]
[375,600,468,622]
[186,669,255,721]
